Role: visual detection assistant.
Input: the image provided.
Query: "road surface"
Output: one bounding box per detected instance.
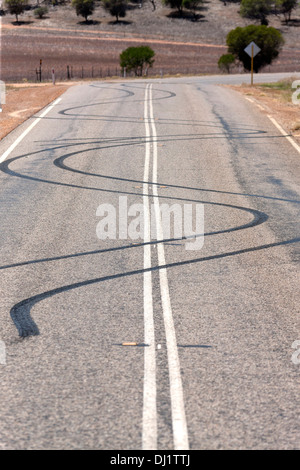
[0,73,299,450]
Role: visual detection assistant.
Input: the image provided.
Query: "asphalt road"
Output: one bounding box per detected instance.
[0,73,299,450]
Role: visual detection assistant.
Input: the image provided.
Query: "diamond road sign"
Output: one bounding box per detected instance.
[244,41,261,58]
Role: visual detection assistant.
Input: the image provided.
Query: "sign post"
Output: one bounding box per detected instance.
[251,44,254,86]
[39,59,42,83]
[244,42,261,86]
[52,68,55,86]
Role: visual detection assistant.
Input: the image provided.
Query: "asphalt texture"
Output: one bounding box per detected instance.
[0,73,299,450]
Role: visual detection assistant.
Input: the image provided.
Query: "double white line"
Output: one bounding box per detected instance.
[142,84,189,450]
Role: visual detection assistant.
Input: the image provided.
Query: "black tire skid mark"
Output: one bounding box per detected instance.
[58,84,176,120]
[0,84,286,338]
[10,237,300,338]
[0,151,268,237]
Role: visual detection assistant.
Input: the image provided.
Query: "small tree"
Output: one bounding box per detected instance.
[226,25,284,72]
[5,0,28,23]
[103,0,127,22]
[240,0,273,25]
[72,0,95,22]
[120,46,155,76]
[34,6,48,18]
[276,0,298,23]
[218,53,236,73]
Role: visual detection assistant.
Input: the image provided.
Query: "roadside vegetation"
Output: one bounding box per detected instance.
[2,0,300,79]
[230,77,300,145]
[225,24,284,72]
[3,0,300,26]
[260,77,297,90]
[259,77,300,102]
[218,53,236,73]
[120,45,155,75]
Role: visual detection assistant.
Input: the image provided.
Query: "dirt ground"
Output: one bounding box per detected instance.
[1,78,299,147]
[0,83,72,140]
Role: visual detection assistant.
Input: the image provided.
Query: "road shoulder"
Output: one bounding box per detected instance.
[226,80,300,146]
[0,82,74,141]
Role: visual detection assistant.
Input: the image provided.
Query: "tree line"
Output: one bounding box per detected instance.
[4,0,130,23]
[4,0,299,25]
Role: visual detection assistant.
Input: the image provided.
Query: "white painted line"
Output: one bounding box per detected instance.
[245,96,265,111]
[149,84,189,451]
[0,98,62,164]
[245,96,300,155]
[142,84,157,450]
[267,115,300,155]
[256,103,265,111]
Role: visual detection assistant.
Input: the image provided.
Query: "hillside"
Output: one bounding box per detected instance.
[1,0,300,81]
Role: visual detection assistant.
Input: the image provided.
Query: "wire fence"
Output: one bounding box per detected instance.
[3,57,300,83]
[3,64,235,83]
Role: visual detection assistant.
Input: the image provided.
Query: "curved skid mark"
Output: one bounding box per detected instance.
[0,84,284,338]
[1,136,297,205]
[53,147,300,204]
[59,86,135,116]
[10,237,300,337]
[3,141,269,338]
[0,152,268,237]
[59,85,176,118]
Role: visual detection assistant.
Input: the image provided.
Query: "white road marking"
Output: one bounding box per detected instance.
[245,95,300,155]
[0,98,61,164]
[149,84,189,450]
[142,84,157,450]
[256,103,265,111]
[245,96,265,111]
[267,115,300,155]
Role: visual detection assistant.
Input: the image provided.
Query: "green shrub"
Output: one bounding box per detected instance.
[34,6,48,18]
[218,53,236,73]
[226,25,284,72]
[120,46,155,76]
